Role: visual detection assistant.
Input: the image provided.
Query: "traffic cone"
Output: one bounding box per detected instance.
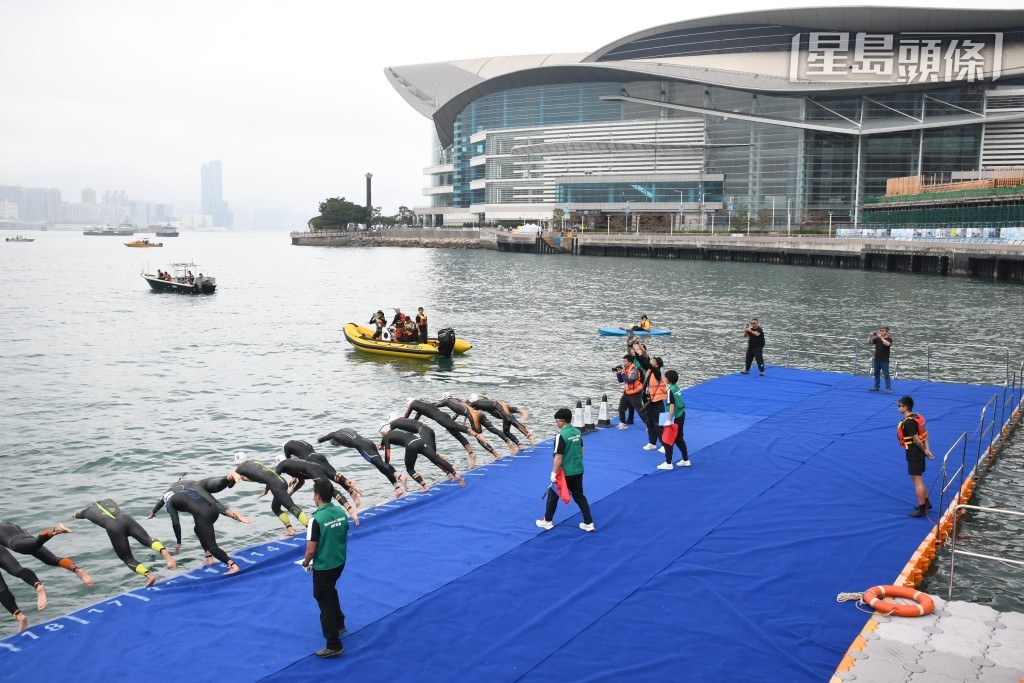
[582,398,596,434]
[597,394,611,427]
[573,400,585,429]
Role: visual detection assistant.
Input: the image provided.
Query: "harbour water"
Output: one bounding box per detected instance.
[1,229,1022,637]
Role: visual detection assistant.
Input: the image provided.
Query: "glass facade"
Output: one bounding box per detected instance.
[557,181,724,204]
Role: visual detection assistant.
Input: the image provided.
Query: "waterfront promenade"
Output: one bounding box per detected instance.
[290,228,1024,281]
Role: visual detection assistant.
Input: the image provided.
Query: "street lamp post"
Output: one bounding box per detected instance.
[786,198,793,237]
[711,213,715,235]
[828,212,833,238]
[624,201,631,234]
[365,173,373,230]
[769,196,776,231]
[676,190,685,235]
[563,204,569,233]
[747,215,751,236]
[700,193,706,231]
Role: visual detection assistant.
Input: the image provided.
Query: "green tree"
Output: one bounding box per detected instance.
[397,205,417,226]
[310,197,367,231]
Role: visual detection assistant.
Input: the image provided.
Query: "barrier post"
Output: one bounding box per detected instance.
[597,394,612,427]
[582,398,596,433]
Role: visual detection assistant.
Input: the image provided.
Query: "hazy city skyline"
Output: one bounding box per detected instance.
[4,0,1018,218]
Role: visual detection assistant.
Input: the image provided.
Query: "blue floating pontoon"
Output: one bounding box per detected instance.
[0,368,999,682]
[598,328,672,336]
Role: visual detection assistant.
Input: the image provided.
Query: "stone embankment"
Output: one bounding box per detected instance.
[290,228,494,250]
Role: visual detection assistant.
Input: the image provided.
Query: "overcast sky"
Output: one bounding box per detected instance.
[3,0,1018,217]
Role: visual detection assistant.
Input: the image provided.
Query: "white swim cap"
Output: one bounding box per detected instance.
[274,453,286,465]
[378,422,390,435]
[233,451,249,465]
[406,397,415,407]
[469,393,479,403]
[441,391,452,400]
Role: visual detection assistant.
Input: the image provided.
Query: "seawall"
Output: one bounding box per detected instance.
[291,229,1024,281]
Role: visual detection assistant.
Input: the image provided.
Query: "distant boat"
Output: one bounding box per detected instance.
[5,235,34,242]
[142,262,216,295]
[125,238,162,248]
[85,219,136,236]
[155,224,179,237]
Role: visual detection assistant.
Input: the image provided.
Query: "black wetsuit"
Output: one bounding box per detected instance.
[0,522,78,573]
[0,547,40,617]
[236,460,306,524]
[381,430,455,482]
[317,428,400,486]
[471,398,529,445]
[150,477,235,566]
[407,399,475,447]
[73,499,165,576]
[440,398,510,447]
[390,417,439,452]
[275,458,349,506]
[283,439,317,460]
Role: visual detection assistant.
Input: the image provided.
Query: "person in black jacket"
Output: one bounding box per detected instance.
[742,318,766,375]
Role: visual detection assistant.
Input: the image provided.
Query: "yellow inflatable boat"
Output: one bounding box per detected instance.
[343,323,472,359]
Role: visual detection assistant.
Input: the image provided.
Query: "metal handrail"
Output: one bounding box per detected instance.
[976,393,1001,467]
[936,432,969,507]
[948,505,1024,599]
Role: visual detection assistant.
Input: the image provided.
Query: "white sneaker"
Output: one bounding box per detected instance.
[656,462,673,470]
[616,423,628,430]
[657,446,665,454]
[677,459,692,467]
[578,522,595,532]
[535,519,554,531]
[642,443,657,451]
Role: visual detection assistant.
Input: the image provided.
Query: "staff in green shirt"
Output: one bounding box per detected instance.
[302,479,349,659]
[660,369,691,469]
[535,408,595,533]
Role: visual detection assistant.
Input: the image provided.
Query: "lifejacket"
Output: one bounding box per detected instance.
[644,368,668,402]
[622,368,643,395]
[897,413,928,447]
[416,314,427,328]
[640,319,651,331]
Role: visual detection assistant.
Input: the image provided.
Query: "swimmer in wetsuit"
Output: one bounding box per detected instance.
[72,499,176,586]
[469,394,537,450]
[273,454,360,525]
[405,397,499,468]
[148,476,250,574]
[380,422,465,488]
[282,440,364,507]
[437,392,518,456]
[0,547,47,632]
[0,521,92,587]
[283,439,317,460]
[233,452,310,536]
[74,499,175,583]
[316,428,406,498]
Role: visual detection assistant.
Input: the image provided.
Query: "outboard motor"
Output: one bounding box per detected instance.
[436,328,456,357]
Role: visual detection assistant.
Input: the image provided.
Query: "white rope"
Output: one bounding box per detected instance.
[836,592,864,602]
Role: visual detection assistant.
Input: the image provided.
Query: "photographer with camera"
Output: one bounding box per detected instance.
[867,326,893,393]
[615,353,643,430]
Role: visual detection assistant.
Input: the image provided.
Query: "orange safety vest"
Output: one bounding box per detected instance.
[640,319,651,331]
[897,414,928,448]
[645,368,668,402]
[622,367,643,395]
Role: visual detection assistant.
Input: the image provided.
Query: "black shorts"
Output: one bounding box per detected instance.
[907,455,926,476]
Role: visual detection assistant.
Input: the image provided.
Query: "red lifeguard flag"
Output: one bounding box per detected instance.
[554,470,571,504]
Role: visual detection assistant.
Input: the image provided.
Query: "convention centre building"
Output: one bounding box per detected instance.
[385,7,1024,230]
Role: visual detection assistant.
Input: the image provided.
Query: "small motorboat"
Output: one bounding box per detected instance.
[5,235,34,242]
[126,238,163,248]
[599,328,671,336]
[343,323,471,359]
[142,262,216,294]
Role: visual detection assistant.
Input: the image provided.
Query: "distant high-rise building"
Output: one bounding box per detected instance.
[0,185,25,219]
[23,188,51,222]
[82,188,96,204]
[200,160,233,228]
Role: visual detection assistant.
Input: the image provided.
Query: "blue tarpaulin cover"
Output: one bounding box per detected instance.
[0,368,1000,682]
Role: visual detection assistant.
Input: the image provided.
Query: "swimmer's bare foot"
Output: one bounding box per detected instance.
[284,525,296,537]
[394,486,404,499]
[454,473,465,487]
[400,474,408,491]
[420,484,430,492]
[35,584,47,611]
[15,611,27,632]
[528,434,537,450]
[52,523,73,535]
[508,443,519,455]
[204,553,215,566]
[349,509,360,526]
[74,567,92,587]
[144,572,157,587]
[469,452,477,468]
[226,562,240,575]
[162,551,176,570]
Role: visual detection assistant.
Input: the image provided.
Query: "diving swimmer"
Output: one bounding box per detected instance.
[273,454,360,525]
[233,452,310,536]
[0,521,91,586]
[439,393,519,455]
[469,394,537,450]
[316,428,406,498]
[0,547,47,632]
[380,422,465,488]
[405,397,499,468]
[72,499,176,586]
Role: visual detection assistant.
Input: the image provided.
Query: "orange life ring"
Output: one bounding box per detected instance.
[862,585,935,617]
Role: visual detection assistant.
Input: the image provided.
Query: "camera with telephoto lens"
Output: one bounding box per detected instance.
[614,365,623,372]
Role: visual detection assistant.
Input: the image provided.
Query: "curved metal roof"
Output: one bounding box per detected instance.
[385,7,1024,148]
